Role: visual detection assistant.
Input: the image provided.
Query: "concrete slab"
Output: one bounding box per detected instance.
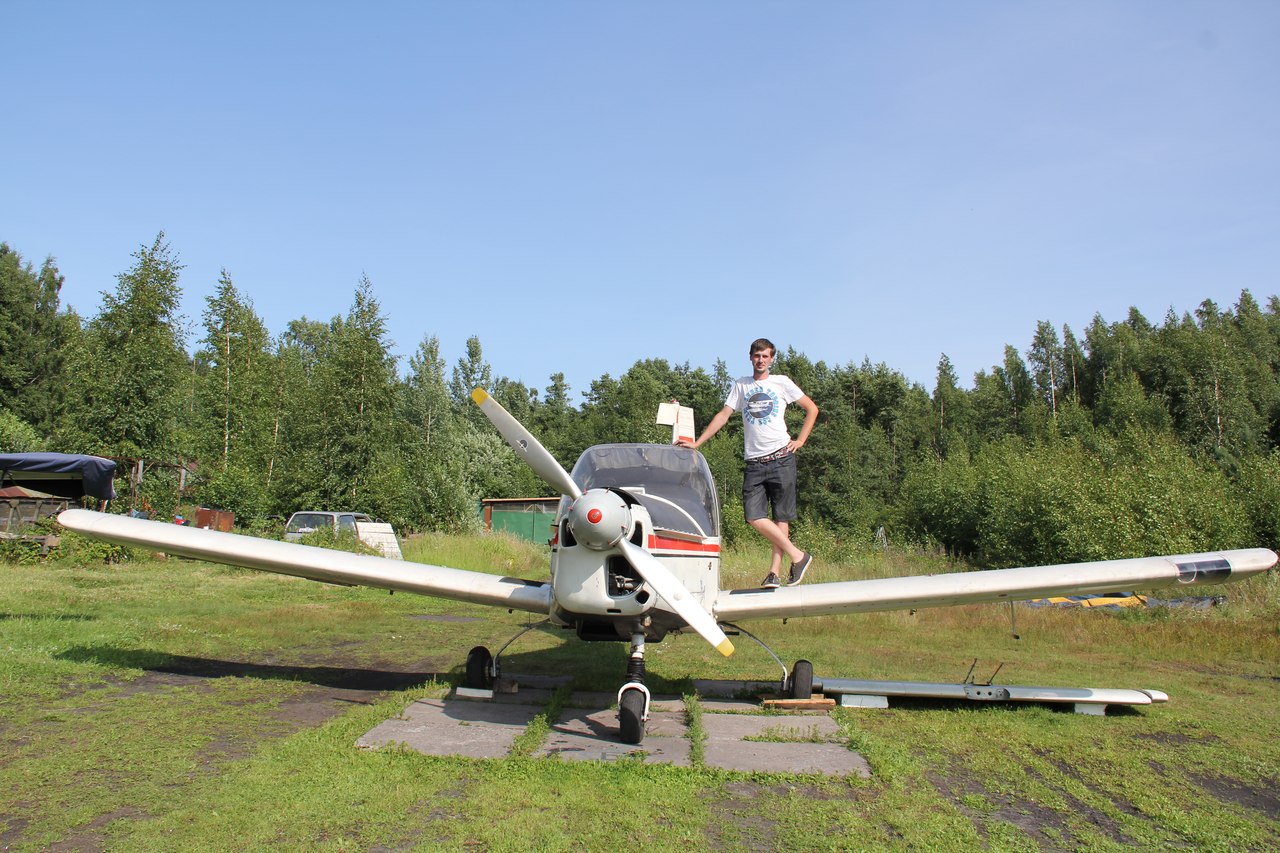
[700,712,870,777]
[703,738,871,777]
[357,679,870,777]
[701,713,842,741]
[700,696,774,713]
[538,707,692,766]
[357,697,541,759]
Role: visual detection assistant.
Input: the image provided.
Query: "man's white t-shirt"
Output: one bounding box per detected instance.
[724,374,805,460]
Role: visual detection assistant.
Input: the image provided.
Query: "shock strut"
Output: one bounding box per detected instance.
[626,634,646,684]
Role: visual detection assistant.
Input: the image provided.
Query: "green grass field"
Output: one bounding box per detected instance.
[1,533,1277,851]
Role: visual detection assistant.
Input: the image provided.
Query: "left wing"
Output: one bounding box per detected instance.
[57,509,553,615]
[714,548,1276,622]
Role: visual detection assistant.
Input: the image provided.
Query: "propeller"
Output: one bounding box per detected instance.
[471,388,581,500]
[618,539,734,656]
[471,387,734,657]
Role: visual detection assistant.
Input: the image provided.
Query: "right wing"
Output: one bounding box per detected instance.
[57,509,553,615]
[714,548,1277,623]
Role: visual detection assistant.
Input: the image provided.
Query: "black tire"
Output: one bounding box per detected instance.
[464,646,493,689]
[789,659,814,700]
[618,689,646,745]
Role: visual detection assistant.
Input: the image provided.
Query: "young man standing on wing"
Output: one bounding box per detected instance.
[678,338,819,588]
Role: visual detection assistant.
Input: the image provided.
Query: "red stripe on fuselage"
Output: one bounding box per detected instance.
[647,534,720,554]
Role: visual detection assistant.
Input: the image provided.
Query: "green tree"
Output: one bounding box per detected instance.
[449,335,493,423]
[1027,320,1065,418]
[930,353,971,457]
[192,271,275,472]
[0,244,71,435]
[61,233,187,459]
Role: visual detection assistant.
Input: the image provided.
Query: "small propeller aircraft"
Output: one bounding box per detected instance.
[58,389,1278,744]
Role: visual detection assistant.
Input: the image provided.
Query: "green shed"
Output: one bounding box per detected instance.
[480,497,559,544]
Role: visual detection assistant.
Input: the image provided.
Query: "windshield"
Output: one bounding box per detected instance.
[567,444,719,538]
[286,513,332,533]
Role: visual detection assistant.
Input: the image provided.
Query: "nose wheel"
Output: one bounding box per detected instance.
[617,632,651,744]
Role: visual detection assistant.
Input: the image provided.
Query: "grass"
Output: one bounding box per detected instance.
[0,532,1277,850]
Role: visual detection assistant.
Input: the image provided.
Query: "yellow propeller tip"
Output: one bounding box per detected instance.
[470,388,489,405]
[716,639,735,657]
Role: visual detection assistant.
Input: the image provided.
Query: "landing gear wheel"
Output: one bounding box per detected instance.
[619,689,646,745]
[788,659,814,700]
[465,645,493,689]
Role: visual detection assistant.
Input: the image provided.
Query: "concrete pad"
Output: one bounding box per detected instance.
[538,707,691,766]
[357,678,870,777]
[700,696,773,713]
[490,687,556,705]
[701,713,842,741]
[700,712,871,777]
[703,738,871,777]
[357,697,542,759]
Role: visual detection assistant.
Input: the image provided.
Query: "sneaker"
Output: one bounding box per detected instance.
[760,572,781,589]
[787,553,812,586]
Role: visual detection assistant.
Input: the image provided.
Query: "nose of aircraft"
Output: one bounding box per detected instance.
[568,489,632,550]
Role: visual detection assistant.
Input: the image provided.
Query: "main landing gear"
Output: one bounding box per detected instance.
[462,620,550,692]
[464,645,495,690]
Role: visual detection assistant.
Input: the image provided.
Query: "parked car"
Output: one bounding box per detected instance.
[283,511,403,559]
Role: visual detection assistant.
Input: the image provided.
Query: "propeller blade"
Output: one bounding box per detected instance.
[472,388,582,500]
[618,539,734,657]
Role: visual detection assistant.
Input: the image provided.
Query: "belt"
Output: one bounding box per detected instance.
[748,446,792,463]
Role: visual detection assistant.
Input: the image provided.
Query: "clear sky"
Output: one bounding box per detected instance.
[5,1,1278,402]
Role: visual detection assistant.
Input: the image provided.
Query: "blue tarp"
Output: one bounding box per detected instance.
[0,453,117,501]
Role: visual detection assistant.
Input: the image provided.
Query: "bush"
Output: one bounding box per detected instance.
[0,410,48,452]
[1233,451,1280,551]
[195,465,270,525]
[897,430,1251,568]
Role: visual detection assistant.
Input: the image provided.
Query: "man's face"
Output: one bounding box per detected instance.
[750,348,774,372]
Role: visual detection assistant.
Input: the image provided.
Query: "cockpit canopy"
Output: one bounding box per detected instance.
[565,444,720,540]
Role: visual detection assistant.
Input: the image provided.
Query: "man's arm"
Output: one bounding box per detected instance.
[789,394,819,452]
[678,405,734,449]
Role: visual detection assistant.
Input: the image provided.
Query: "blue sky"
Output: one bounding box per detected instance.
[5,1,1278,403]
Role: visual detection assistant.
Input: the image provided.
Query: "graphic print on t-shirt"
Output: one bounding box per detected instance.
[745,387,780,426]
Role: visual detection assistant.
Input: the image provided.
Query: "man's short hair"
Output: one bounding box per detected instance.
[749,338,776,356]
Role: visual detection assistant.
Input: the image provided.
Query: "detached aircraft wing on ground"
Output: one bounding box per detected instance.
[58,390,1278,743]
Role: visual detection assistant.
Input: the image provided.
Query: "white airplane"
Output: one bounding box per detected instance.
[57,389,1278,744]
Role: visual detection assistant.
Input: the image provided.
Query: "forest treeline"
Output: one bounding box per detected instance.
[4,235,1280,567]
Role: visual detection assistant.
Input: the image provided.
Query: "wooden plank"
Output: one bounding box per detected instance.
[760,695,836,710]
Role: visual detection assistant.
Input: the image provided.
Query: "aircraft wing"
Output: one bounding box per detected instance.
[713,548,1277,623]
[57,509,553,615]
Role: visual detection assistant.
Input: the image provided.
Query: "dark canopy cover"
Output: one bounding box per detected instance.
[0,453,117,501]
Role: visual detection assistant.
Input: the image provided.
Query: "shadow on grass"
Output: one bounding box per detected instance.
[56,646,446,691]
[53,640,701,696]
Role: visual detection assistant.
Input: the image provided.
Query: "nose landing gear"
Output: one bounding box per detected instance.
[617,632,650,744]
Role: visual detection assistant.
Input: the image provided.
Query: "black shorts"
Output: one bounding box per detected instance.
[742,452,797,523]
